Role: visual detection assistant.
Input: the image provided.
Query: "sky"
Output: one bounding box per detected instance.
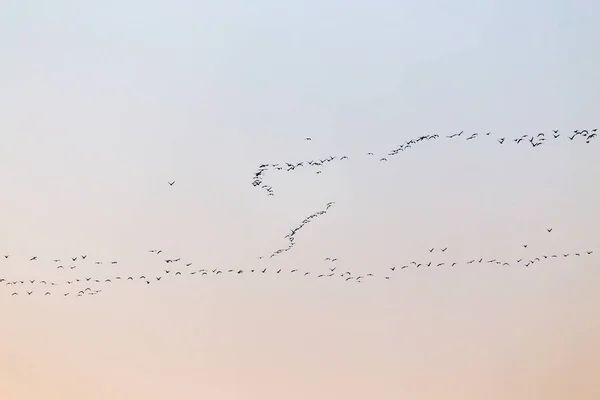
[1,0,599,399]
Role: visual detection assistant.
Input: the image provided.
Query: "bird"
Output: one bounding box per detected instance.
[168,181,175,186]
[547,228,552,232]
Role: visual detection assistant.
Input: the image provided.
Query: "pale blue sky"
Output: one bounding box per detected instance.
[1,1,599,399]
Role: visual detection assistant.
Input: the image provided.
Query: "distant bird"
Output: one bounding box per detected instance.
[30,256,37,261]
[547,228,552,232]
[441,247,448,252]
[305,137,312,141]
[168,181,175,186]
[522,244,528,248]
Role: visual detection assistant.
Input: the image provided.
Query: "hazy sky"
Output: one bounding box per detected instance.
[1,1,599,399]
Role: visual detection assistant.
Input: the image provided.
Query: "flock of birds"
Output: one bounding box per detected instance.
[2,228,595,298]
[263,201,336,260]
[3,127,597,299]
[251,128,597,196]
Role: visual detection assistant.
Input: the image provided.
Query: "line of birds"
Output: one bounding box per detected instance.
[1,254,119,270]
[252,128,597,196]
[260,201,336,260]
[3,244,594,297]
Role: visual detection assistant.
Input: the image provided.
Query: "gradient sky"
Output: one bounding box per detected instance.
[1,1,599,399]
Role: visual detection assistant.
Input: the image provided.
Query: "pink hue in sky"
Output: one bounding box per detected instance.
[1,0,600,399]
